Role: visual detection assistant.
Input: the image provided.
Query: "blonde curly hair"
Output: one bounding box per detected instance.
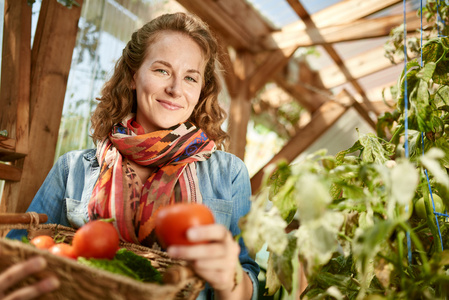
[90,12,228,148]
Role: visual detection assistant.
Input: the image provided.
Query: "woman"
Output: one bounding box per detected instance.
[3,12,259,300]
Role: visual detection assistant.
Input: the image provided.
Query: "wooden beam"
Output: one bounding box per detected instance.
[247,46,298,97]
[175,0,271,51]
[1,0,83,213]
[0,0,31,155]
[264,12,422,50]
[274,60,329,113]
[250,93,350,193]
[319,45,395,89]
[284,0,378,126]
[284,0,401,30]
[0,163,22,182]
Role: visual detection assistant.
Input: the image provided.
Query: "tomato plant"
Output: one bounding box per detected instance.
[72,220,120,259]
[30,235,55,250]
[49,243,77,259]
[154,203,215,247]
[414,194,445,219]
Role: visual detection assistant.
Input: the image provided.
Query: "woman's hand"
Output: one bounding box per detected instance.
[0,256,60,300]
[167,224,253,299]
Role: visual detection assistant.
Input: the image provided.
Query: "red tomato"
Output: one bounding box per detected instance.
[49,243,77,259]
[155,203,215,247]
[30,235,55,250]
[72,220,120,259]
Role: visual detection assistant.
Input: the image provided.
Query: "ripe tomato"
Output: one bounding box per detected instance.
[30,235,55,250]
[72,220,120,259]
[49,243,77,259]
[414,194,445,219]
[154,203,215,248]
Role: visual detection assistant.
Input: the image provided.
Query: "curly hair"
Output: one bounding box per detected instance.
[90,12,229,148]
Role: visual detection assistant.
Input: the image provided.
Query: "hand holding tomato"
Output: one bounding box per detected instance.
[166,224,243,294]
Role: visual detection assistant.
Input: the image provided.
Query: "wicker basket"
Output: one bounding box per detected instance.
[0,213,205,300]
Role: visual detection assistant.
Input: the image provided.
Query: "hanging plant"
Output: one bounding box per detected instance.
[240,2,449,299]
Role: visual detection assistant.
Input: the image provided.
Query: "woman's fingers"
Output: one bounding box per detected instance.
[167,224,241,291]
[0,256,46,291]
[3,276,60,300]
[185,224,228,243]
[0,256,60,300]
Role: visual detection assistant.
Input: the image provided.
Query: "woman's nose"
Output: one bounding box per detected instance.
[165,77,182,98]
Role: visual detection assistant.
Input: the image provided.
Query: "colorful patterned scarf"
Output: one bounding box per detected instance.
[88,115,216,246]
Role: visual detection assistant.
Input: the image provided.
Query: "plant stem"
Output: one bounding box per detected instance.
[398,221,431,274]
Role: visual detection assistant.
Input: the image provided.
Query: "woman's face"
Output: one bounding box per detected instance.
[132,31,206,133]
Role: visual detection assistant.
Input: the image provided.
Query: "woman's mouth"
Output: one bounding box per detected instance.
[157,99,183,110]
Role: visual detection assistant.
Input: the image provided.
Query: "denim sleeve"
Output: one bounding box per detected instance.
[230,155,260,300]
[6,154,71,240]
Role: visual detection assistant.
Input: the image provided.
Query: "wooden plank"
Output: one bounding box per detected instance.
[248,46,298,96]
[0,163,22,182]
[250,96,349,193]
[274,60,329,113]
[175,0,264,51]
[319,46,395,89]
[1,0,84,213]
[284,0,401,30]
[0,0,31,155]
[0,136,26,161]
[274,73,323,113]
[264,12,422,50]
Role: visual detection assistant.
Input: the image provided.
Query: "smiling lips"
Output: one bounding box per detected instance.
[157,99,183,110]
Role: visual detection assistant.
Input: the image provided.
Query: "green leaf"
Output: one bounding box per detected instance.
[358,133,394,164]
[77,257,140,280]
[114,248,162,283]
[295,211,344,274]
[434,85,449,106]
[265,233,299,295]
[239,190,288,256]
[417,61,436,83]
[420,148,449,188]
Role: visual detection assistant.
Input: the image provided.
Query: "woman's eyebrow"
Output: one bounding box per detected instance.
[153,60,201,75]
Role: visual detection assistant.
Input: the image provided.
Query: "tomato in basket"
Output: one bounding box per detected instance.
[154,203,215,247]
[49,243,78,259]
[72,219,120,259]
[30,235,55,249]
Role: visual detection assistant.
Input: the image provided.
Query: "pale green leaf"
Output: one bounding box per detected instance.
[295,174,332,222]
[389,159,419,219]
[295,211,344,274]
[239,190,288,256]
[420,148,449,188]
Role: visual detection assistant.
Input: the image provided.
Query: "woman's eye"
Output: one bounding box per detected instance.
[185,76,197,83]
[155,69,168,75]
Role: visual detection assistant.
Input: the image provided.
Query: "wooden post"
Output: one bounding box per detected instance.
[0,0,32,215]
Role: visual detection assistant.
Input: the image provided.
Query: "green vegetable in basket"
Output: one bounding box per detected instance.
[77,257,140,280]
[114,248,162,283]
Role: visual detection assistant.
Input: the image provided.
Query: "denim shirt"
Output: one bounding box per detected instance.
[8,149,259,300]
